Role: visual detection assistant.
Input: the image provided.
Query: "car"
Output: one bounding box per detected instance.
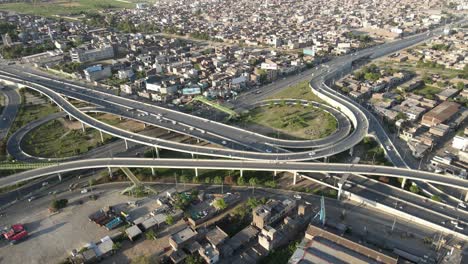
[42,182,48,187]
[450,220,458,225]
[266,149,272,153]
[293,194,302,200]
[308,151,316,156]
[459,202,466,209]
[386,145,392,151]
[221,140,227,145]
[81,189,88,194]
[455,224,464,230]
[27,196,36,202]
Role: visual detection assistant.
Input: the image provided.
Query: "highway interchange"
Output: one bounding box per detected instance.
[1,20,468,239]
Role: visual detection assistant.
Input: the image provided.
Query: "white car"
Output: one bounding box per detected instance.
[459,202,466,209]
[81,189,88,194]
[221,140,227,145]
[42,182,49,187]
[386,145,392,151]
[308,151,316,156]
[28,196,36,202]
[293,194,302,200]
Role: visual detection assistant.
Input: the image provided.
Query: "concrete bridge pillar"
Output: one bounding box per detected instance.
[119,116,122,121]
[68,115,73,121]
[324,157,328,163]
[191,153,195,159]
[154,147,160,159]
[108,167,113,178]
[99,130,104,143]
[274,170,278,177]
[151,167,155,176]
[401,178,407,189]
[143,123,146,128]
[293,171,297,185]
[195,168,199,177]
[464,191,468,202]
[197,138,200,144]
[124,139,128,150]
[337,183,343,200]
[349,147,354,157]
[81,122,86,133]
[58,173,62,182]
[240,169,243,178]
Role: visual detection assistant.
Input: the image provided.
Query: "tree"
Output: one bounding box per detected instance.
[185,255,204,264]
[213,198,227,210]
[145,229,157,240]
[409,184,420,194]
[166,214,174,225]
[249,178,258,187]
[431,195,442,202]
[88,178,96,190]
[213,176,223,185]
[237,176,245,186]
[456,82,465,90]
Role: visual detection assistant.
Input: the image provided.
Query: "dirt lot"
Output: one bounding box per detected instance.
[0,188,157,264]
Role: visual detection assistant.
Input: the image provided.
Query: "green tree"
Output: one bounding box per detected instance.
[237,176,245,186]
[145,229,157,240]
[213,198,227,210]
[185,255,204,264]
[409,184,420,194]
[249,177,258,187]
[166,214,174,225]
[131,255,153,264]
[213,176,223,185]
[431,195,441,202]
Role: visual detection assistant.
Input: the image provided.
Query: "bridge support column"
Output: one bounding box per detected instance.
[273,170,277,177]
[324,157,328,163]
[143,123,146,128]
[151,167,155,176]
[108,167,113,178]
[191,153,194,159]
[99,130,104,143]
[124,139,128,150]
[68,115,73,121]
[154,147,160,158]
[293,171,297,185]
[349,147,354,157]
[401,178,407,189]
[197,138,200,144]
[240,169,243,178]
[81,122,86,133]
[195,168,199,177]
[58,173,62,182]
[337,183,343,200]
[119,116,122,121]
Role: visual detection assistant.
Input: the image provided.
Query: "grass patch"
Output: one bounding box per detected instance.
[22,119,114,158]
[236,104,337,140]
[268,80,325,103]
[0,0,133,17]
[413,85,442,99]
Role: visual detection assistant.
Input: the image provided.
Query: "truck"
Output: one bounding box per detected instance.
[105,217,123,230]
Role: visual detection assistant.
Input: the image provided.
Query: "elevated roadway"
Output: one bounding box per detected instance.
[1,158,468,191]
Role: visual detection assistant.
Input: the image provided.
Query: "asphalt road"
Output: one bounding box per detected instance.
[1,158,468,190]
[0,86,20,140]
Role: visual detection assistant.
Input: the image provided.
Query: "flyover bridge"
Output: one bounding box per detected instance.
[1,158,467,191]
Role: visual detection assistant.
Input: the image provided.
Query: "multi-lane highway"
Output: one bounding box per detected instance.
[0,86,20,140]
[1,158,468,190]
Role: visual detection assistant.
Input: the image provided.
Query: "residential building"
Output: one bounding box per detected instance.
[70,45,115,63]
[289,224,398,264]
[83,64,112,82]
[421,101,460,127]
